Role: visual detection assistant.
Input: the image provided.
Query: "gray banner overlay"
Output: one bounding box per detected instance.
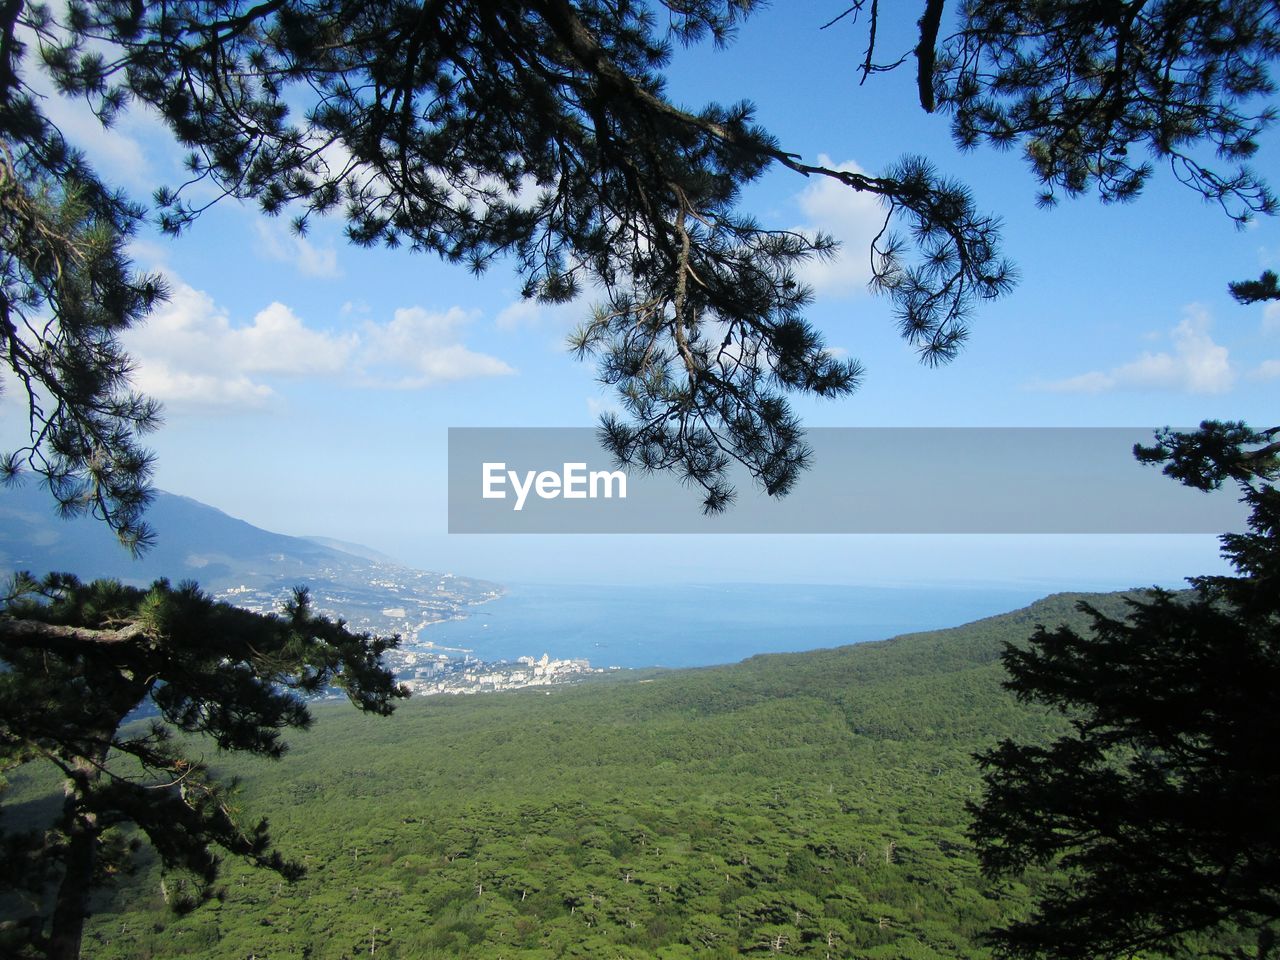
[448,428,1250,534]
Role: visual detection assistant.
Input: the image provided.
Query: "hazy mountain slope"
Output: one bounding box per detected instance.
[0,483,501,637]
[3,481,386,588]
[302,536,404,565]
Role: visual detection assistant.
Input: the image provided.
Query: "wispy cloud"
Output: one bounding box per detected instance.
[124,278,513,410]
[253,220,342,278]
[586,395,622,420]
[31,74,158,194]
[1264,301,1280,336]
[1035,306,1235,394]
[1252,359,1280,380]
[132,365,275,410]
[356,307,514,388]
[494,298,585,332]
[791,155,886,298]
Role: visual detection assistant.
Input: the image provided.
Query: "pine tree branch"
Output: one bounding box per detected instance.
[915,0,945,112]
[0,617,149,647]
[1228,270,1280,304]
[0,0,23,98]
[532,0,893,194]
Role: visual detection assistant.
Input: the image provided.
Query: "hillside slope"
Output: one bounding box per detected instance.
[13,591,1163,958]
[0,483,501,638]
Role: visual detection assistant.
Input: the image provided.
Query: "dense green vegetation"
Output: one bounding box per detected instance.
[2,592,1167,957]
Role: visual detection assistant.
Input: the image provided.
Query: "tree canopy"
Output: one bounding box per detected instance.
[0,573,407,959]
[2,0,1275,522]
[932,0,1279,221]
[969,420,1280,959]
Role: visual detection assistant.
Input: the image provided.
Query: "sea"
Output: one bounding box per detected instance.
[416,582,1057,670]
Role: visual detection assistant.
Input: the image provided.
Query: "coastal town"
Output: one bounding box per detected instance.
[212,572,607,696]
[212,568,502,641]
[396,651,605,695]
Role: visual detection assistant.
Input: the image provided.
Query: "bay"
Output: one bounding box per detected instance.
[417,582,1055,669]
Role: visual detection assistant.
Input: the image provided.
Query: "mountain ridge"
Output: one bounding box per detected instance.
[0,481,502,637]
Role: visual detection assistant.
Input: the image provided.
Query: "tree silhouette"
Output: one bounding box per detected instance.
[932,0,1278,222]
[0,141,164,551]
[969,421,1280,959]
[0,0,1024,517]
[1230,269,1280,306]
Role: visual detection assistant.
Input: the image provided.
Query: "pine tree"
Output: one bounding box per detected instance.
[932,0,1278,222]
[0,131,164,550]
[0,573,407,960]
[969,421,1280,959]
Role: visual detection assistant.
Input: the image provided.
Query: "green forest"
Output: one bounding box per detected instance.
[0,590,1243,958]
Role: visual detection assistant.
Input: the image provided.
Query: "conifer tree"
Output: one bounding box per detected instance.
[0,573,407,960]
[969,421,1280,959]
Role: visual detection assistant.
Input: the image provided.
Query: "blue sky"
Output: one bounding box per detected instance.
[5,4,1278,588]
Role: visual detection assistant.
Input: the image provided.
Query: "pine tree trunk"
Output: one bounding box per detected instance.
[48,752,104,960]
[47,811,97,960]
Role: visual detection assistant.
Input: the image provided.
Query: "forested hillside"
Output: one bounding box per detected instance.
[4,591,1207,958]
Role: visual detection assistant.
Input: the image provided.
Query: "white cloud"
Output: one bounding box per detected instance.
[253,220,342,278]
[236,302,356,375]
[131,364,274,410]
[494,296,591,332]
[791,156,887,298]
[123,283,245,404]
[1036,306,1235,394]
[129,281,354,369]
[1253,359,1280,380]
[124,282,356,409]
[32,84,152,193]
[494,299,544,331]
[357,307,514,387]
[124,280,512,410]
[124,238,171,270]
[1039,370,1116,394]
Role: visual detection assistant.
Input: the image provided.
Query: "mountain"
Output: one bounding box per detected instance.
[16,588,1242,959]
[0,482,502,636]
[301,535,403,565]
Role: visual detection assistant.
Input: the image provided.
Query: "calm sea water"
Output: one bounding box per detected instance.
[417,582,1052,669]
